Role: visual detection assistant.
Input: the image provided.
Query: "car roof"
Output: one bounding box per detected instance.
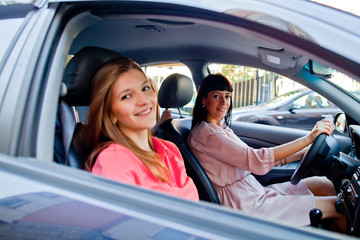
[48,0,360,72]
[66,2,304,72]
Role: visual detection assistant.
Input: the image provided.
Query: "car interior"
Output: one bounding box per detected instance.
[49,1,360,236]
[56,45,220,203]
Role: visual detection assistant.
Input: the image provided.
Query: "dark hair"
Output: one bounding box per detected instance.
[191,74,233,129]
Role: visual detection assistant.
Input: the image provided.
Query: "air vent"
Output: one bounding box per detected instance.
[136,25,165,32]
[147,18,194,26]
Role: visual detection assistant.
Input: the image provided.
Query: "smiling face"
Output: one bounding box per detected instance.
[202,90,232,126]
[110,68,157,138]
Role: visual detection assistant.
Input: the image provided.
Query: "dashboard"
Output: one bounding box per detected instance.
[350,125,360,160]
[338,125,360,236]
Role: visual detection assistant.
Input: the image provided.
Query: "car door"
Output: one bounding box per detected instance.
[230,120,352,185]
[2,2,342,239]
[0,3,58,159]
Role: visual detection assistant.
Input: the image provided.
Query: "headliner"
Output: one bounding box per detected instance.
[69,7,309,78]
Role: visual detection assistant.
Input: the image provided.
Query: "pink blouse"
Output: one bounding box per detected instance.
[188,121,314,226]
[92,137,199,201]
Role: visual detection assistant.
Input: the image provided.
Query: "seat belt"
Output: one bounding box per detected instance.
[59,83,76,166]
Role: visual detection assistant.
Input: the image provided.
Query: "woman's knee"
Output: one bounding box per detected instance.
[315,196,347,233]
[315,196,338,218]
[303,176,336,196]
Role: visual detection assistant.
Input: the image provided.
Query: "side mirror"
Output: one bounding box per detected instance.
[334,112,347,134]
[289,103,301,114]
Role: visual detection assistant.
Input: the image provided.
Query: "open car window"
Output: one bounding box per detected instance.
[208,63,306,108]
[208,63,341,130]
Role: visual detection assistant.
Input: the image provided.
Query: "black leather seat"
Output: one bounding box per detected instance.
[156,74,220,204]
[55,46,122,169]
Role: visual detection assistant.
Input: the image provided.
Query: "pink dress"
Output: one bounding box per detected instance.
[92,137,199,201]
[187,121,314,226]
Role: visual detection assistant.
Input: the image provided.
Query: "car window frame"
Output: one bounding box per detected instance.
[0,4,35,72]
[0,3,57,157]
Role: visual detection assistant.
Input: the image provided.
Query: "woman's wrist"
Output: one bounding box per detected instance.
[279,158,287,166]
[304,133,315,145]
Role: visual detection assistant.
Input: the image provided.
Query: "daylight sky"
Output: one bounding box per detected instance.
[312,0,360,16]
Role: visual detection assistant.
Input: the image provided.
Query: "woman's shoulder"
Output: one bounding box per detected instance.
[103,143,130,151]
[92,143,145,176]
[192,121,227,136]
[152,137,183,160]
[152,137,178,151]
[98,143,135,160]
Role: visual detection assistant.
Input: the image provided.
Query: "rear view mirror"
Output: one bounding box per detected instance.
[309,60,333,79]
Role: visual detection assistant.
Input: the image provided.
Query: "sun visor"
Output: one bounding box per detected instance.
[259,47,301,69]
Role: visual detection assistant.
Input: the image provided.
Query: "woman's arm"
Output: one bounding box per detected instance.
[273,119,334,165]
[151,109,172,135]
[191,128,275,175]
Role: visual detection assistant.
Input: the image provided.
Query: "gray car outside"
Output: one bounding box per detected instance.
[232,89,340,130]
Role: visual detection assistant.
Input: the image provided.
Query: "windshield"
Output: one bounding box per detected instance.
[308,61,360,102]
[327,71,360,101]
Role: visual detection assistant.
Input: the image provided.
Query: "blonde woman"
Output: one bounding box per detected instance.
[85,57,198,201]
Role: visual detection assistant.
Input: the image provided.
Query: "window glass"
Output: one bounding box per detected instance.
[142,63,195,118]
[306,61,360,102]
[0,1,33,4]
[292,94,310,109]
[327,71,360,102]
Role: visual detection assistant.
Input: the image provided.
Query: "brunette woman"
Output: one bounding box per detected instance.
[188,74,345,231]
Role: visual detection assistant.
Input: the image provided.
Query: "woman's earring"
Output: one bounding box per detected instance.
[202,104,205,108]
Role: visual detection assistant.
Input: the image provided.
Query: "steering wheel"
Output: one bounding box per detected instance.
[290,133,340,185]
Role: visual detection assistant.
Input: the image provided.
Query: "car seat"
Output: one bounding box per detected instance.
[55,46,122,169]
[156,74,220,204]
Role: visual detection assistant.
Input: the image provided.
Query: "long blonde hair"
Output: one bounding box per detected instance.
[85,57,169,182]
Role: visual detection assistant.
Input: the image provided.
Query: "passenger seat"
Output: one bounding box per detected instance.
[156,73,220,204]
[55,46,122,169]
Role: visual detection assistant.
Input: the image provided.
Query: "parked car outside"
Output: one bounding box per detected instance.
[232,89,340,130]
[1,0,360,239]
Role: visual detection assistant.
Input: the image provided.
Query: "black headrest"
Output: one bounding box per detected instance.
[158,73,193,109]
[62,46,122,106]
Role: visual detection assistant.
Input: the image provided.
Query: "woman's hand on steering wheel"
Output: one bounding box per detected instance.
[291,118,338,185]
[307,118,335,143]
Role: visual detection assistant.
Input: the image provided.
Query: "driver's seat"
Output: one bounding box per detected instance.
[156,74,220,204]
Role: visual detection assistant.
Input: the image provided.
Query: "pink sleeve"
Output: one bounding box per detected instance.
[200,132,275,175]
[91,144,147,185]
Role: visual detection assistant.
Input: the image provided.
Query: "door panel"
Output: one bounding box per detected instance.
[230,121,352,185]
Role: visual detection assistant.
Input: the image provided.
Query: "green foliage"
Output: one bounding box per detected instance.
[0,1,20,5]
[220,64,258,83]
